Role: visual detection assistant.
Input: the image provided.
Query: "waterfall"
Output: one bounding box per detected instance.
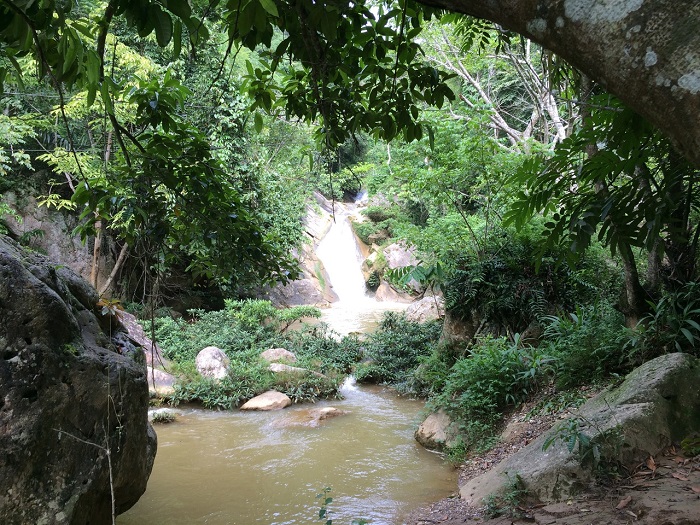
[314,199,408,335]
[315,203,370,305]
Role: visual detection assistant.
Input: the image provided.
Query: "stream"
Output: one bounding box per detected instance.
[118,380,456,524]
[119,200,456,524]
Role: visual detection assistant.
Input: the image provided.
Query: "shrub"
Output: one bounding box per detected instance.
[169,358,275,409]
[433,336,555,450]
[625,281,700,361]
[274,371,344,403]
[541,302,629,388]
[354,312,442,391]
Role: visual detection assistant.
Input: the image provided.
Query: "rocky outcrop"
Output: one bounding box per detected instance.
[0,236,155,524]
[260,348,297,363]
[415,410,456,450]
[195,346,230,380]
[240,391,292,411]
[266,192,338,307]
[405,296,444,323]
[120,311,164,367]
[2,192,116,294]
[374,281,414,303]
[459,353,700,506]
[146,366,176,397]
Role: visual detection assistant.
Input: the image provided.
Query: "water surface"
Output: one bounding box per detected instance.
[119,381,456,524]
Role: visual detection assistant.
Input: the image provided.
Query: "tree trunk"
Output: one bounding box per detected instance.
[416,0,700,167]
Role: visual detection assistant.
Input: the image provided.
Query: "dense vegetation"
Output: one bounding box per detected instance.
[2,0,700,469]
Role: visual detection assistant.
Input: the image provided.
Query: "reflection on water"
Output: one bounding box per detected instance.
[119,381,456,525]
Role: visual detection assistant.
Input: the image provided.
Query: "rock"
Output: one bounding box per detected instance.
[374,281,414,303]
[146,366,176,397]
[0,236,155,524]
[148,408,177,423]
[382,241,419,269]
[459,353,700,506]
[119,311,165,366]
[272,406,348,428]
[269,363,306,374]
[415,410,456,450]
[406,296,444,323]
[268,363,326,378]
[266,192,338,307]
[440,311,477,345]
[260,347,297,363]
[2,192,116,294]
[195,346,230,380]
[240,391,292,411]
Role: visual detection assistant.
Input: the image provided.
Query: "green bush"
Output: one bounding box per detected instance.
[541,302,629,388]
[354,312,442,392]
[443,228,614,336]
[274,371,344,403]
[625,281,700,361]
[169,358,275,409]
[352,221,382,245]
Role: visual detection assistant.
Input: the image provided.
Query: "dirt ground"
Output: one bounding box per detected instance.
[405,397,700,525]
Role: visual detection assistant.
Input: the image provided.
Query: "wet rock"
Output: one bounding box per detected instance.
[273,406,348,428]
[459,353,700,506]
[195,346,230,380]
[240,391,292,411]
[374,281,413,303]
[261,347,297,363]
[146,366,176,397]
[406,296,444,323]
[415,410,456,450]
[0,236,155,524]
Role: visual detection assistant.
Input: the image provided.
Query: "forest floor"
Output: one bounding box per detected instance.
[405,392,700,525]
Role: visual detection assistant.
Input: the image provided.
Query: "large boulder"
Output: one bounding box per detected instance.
[459,353,700,506]
[374,281,414,303]
[415,409,456,450]
[382,241,419,270]
[405,296,444,323]
[240,391,292,411]
[0,236,156,524]
[119,311,165,367]
[195,346,230,380]
[146,366,176,397]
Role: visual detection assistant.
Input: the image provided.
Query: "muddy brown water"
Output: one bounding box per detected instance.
[119,380,456,524]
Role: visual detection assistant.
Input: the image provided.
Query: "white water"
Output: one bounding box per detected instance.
[315,201,407,335]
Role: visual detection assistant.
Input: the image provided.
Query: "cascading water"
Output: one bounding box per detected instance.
[314,199,407,335]
[315,203,369,304]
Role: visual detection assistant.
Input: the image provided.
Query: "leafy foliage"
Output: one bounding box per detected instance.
[353,312,442,391]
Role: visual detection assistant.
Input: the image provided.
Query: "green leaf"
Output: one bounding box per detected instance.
[258,0,278,17]
[168,21,180,58]
[165,0,192,19]
[152,5,173,47]
[254,112,263,132]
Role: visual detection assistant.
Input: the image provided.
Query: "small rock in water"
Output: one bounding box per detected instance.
[240,391,292,411]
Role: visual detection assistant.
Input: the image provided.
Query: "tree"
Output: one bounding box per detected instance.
[414,0,700,167]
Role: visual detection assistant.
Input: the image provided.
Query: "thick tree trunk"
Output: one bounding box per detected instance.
[416,0,700,167]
